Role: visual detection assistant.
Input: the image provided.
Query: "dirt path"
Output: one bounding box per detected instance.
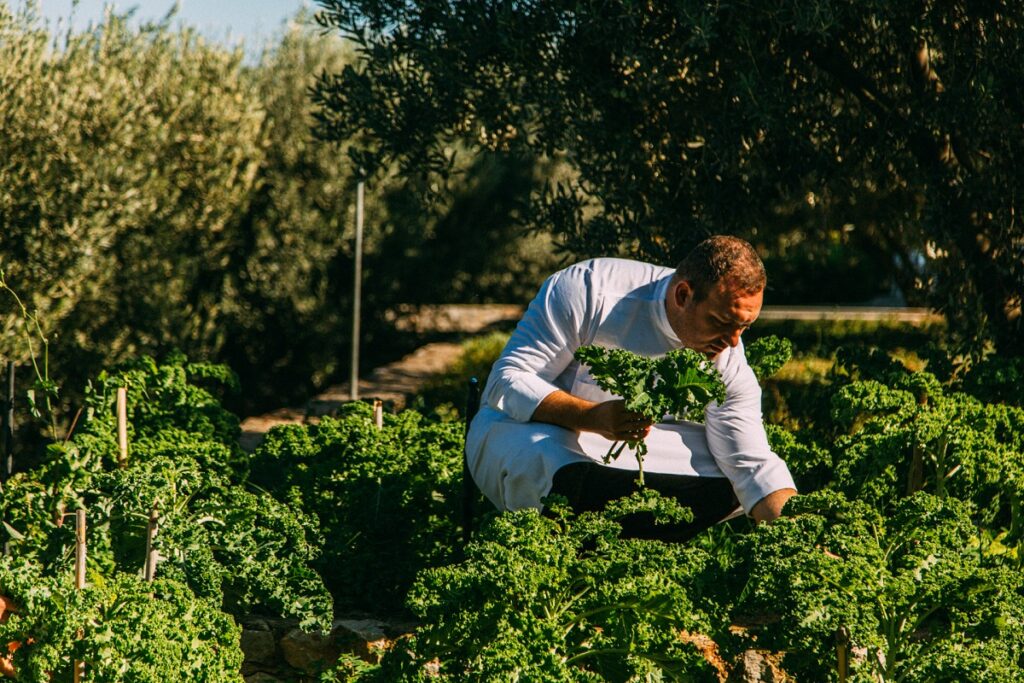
[238,304,523,451]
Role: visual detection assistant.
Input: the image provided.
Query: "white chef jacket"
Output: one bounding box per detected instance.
[466,257,796,514]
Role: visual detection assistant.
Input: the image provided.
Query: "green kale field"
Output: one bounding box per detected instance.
[1,334,1023,682]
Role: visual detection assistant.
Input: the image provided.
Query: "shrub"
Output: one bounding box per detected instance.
[737,490,1024,681]
[0,355,333,631]
[331,493,728,681]
[249,402,464,615]
[0,558,244,682]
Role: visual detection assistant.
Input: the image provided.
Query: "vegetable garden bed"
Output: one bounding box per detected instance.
[1,335,1023,681]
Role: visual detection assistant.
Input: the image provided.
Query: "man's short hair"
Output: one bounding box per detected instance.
[674,235,767,301]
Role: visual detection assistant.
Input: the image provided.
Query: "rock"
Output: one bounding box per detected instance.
[333,618,392,661]
[280,627,340,674]
[241,628,277,665]
[244,673,287,683]
[727,650,790,683]
[333,619,388,642]
[238,615,272,631]
[679,630,729,681]
[0,595,17,623]
[237,614,417,677]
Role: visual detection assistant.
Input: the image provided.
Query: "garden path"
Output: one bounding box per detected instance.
[238,304,523,451]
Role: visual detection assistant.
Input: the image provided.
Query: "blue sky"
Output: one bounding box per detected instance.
[25,0,317,48]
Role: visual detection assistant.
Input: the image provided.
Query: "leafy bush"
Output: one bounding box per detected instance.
[764,423,833,492]
[88,455,332,631]
[249,401,464,615]
[737,490,1024,681]
[0,558,243,682]
[960,355,1024,406]
[0,355,333,631]
[743,335,793,383]
[332,492,728,681]
[821,356,1024,534]
[77,352,245,475]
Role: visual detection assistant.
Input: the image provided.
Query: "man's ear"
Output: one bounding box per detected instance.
[674,280,693,307]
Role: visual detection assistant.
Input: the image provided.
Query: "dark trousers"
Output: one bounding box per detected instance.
[547,461,741,543]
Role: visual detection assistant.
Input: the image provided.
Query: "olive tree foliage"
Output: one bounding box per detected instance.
[48,25,279,395]
[0,4,372,414]
[0,2,263,363]
[174,20,360,399]
[217,18,560,402]
[1,4,559,415]
[312,0,1024,353]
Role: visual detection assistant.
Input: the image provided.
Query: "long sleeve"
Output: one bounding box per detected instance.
[482,269,586,422]
[704,341,797,513]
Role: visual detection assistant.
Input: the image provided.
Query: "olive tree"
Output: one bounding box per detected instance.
[0,4,264,364]
[312,0,1024,354]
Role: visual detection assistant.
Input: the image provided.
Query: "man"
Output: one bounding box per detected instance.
[466,235,797,540]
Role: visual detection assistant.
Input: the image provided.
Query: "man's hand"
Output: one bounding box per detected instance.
[532,392,652,441]
[750,488,797,523]
[583,399,653,441]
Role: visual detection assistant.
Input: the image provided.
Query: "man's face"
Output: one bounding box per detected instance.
[672,279,763,357]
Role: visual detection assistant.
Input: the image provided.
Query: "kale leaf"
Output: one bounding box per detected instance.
[574,345,725,485]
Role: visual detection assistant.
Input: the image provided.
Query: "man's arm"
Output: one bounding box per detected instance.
[532,391,652,442]
[704,342,798,518]
[481,270,580,422]
[749,488,797,523]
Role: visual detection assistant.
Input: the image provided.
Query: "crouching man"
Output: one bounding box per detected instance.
[466,235,796,540]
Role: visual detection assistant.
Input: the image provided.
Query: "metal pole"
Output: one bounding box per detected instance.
[350,175,365,401]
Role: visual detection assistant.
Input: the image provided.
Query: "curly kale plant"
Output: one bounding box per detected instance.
[88,455,332,631]
[744,335,793,382]
[331,492,728,682]
[0,558,243,682]
[574,345,725,484]
[736,490,1024,682]
[960,354,1024,406]
[826,358,1024,538]
[1,354,333,631]
[249,401,464,615]
[78,352,246,477]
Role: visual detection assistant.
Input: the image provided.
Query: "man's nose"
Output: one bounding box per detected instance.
[726,329,742,347]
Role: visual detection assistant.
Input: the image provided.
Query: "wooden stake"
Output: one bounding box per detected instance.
[75,509,86,590]
[836,625,850,682]
[116,387,128,468]
[74,509,86,683]
[373,400,383,429]
[143,503,159,582]
[1,363,11,557]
